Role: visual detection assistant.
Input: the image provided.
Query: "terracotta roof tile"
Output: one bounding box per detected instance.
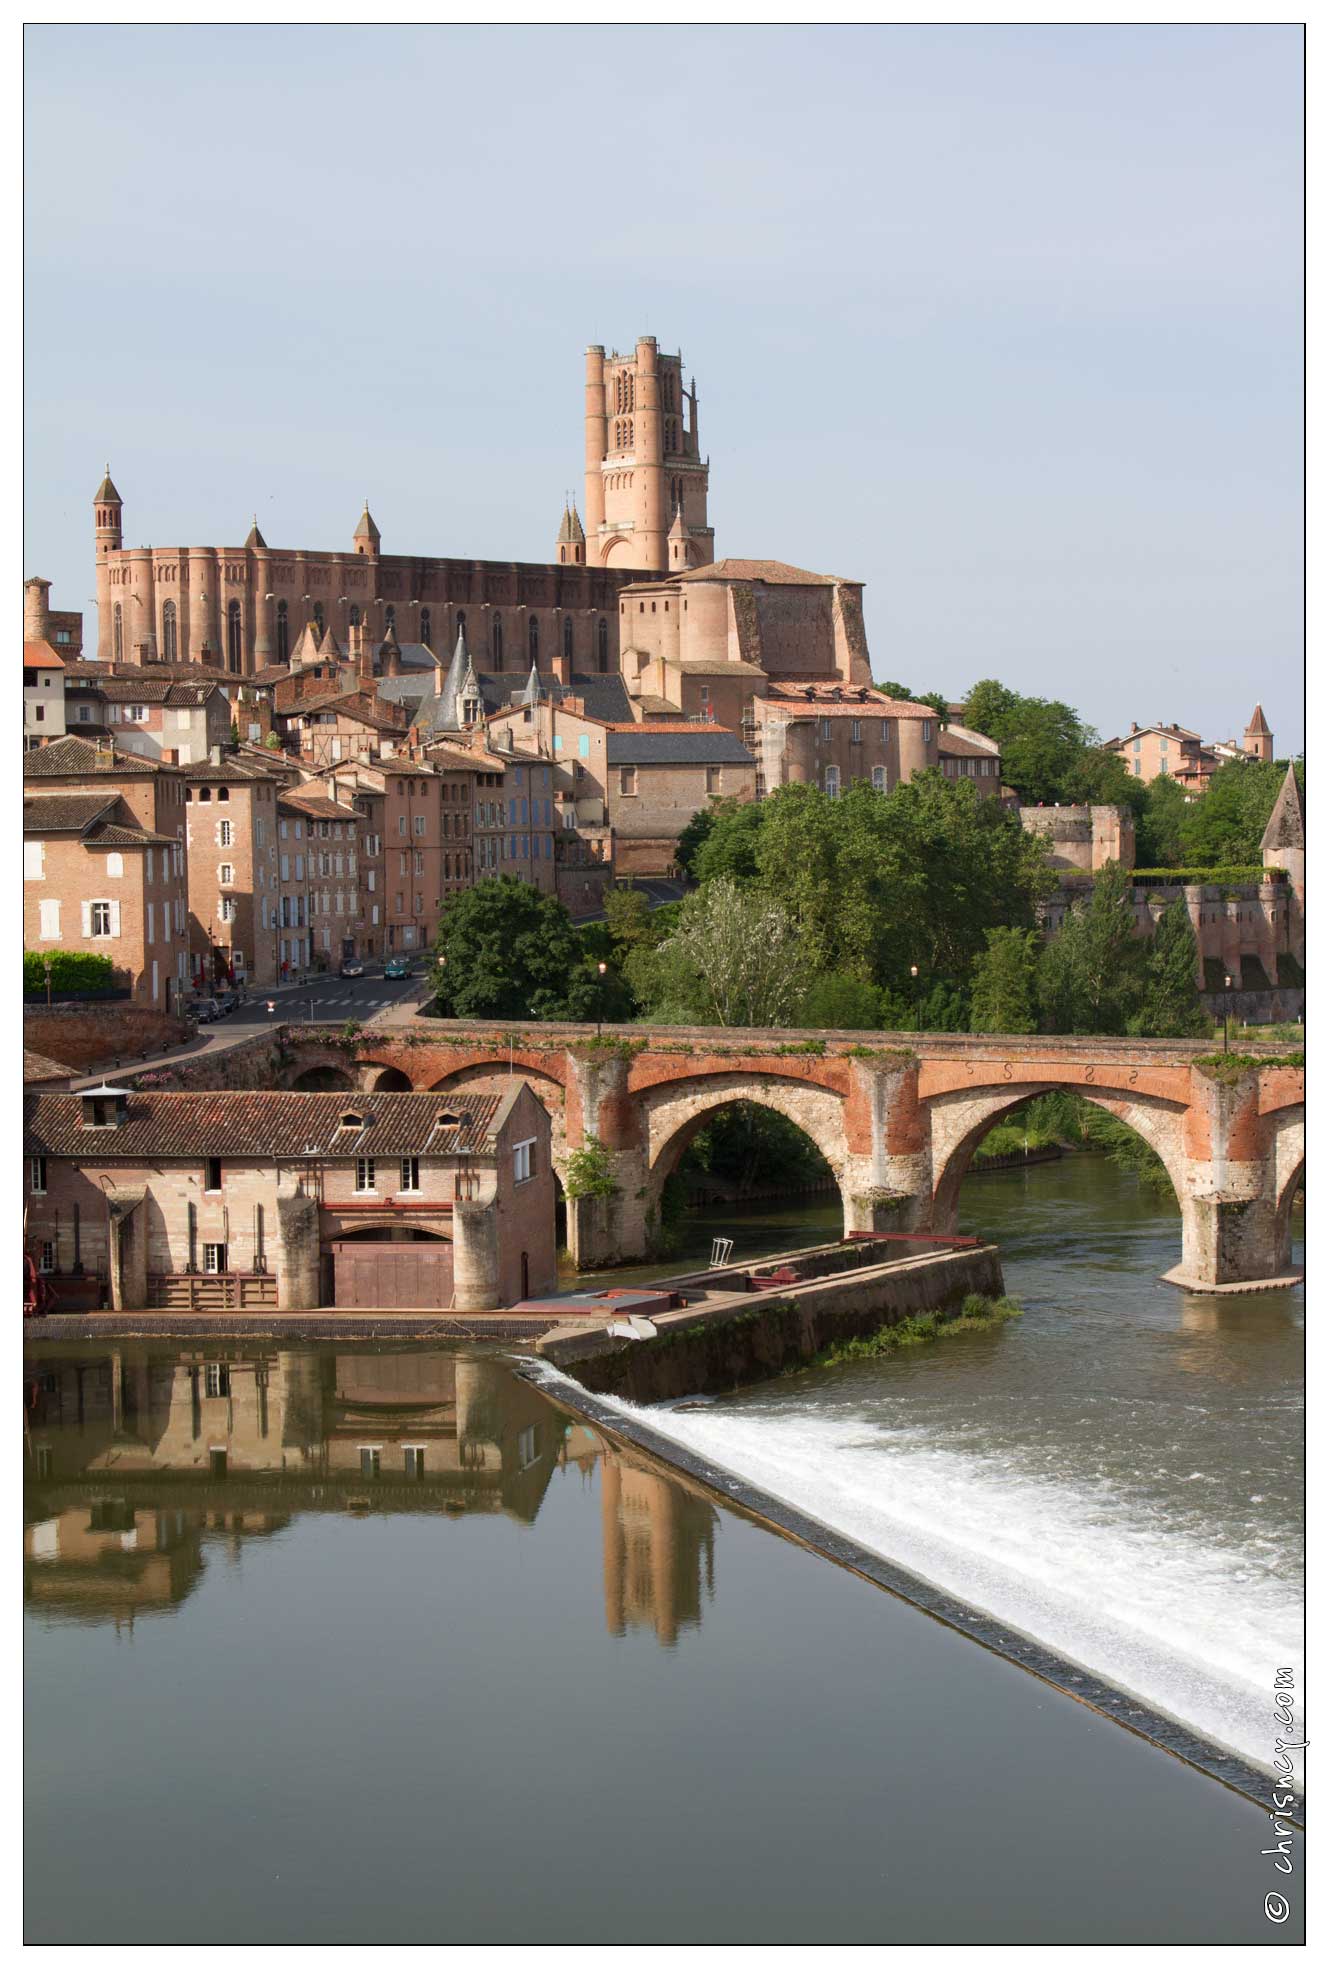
[24,1050,77,1086]
[22,735,178,779]
[24,641,65,670]
[24,1091,511,1161]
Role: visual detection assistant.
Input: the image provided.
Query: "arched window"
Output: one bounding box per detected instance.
[276,600,289,663]
[492,615,503,663]
[162,599,177,662]
[227,599,242,673]
[456,609,465,637]
[529,616,539,665]
[349,604,361,627]
[113,603,123,662]
[597,617,608,673]
[384,604,395,631]
[420,607,431,647]
[563,616,574,663]
[313,602,325,633]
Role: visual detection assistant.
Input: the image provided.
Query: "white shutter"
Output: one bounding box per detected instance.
[81,900,92,936]
[23,842,44,881]
[39,899,60,940]
[109,901,122,937]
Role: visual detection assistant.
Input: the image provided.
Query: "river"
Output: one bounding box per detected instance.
[23,1157,1303,1944]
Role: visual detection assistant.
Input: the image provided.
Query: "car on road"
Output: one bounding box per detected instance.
[383,957,411,980]
[338,959,365,979]
[187,996,222,1023]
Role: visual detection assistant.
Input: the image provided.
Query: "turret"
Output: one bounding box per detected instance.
[584,346,607,555]
[555,500,586,566]
[668,500,689,570]
[94,467,122,557]
[353,501,380,556]
[24,577,52,643]
[635,336,666,571]
[1245,703,1274,763]
[94,468,123,662]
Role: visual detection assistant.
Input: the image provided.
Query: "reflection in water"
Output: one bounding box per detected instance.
[23,1344,716,1649]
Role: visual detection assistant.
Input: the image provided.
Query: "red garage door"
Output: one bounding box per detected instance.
[332,1240,454,1311]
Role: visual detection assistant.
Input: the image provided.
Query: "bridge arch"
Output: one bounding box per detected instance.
[927,1082,1189,1234]
[1272,1109,1305,1271]
[641,1073,849,1228]
[287,1063,357,1092]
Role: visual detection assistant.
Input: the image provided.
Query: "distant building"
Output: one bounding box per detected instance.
[1103,706,1274,789]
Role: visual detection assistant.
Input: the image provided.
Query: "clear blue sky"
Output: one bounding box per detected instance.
[24,24,1304,750]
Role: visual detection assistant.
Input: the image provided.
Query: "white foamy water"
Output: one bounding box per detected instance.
[570,1388,1303,1779]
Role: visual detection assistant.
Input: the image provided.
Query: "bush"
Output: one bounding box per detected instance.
[23,950,116,995]
[1128,866,1277,885]
[564,1134,618,1200]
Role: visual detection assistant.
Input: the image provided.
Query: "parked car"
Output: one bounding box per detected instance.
[211,991,238,1018]
[383,957,411,980]
[339,959,365,979]
[187,996,222,1023]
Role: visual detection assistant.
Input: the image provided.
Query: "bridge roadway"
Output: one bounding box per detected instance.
[259,1018,1304,1294]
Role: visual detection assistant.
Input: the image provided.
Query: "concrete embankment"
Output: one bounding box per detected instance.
[538,1237,1004,1403]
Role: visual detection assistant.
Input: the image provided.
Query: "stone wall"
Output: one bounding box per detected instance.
[24,1003,190,1073]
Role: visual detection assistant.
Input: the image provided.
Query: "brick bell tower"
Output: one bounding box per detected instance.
[583,338,714,572]
[93,466,123,661]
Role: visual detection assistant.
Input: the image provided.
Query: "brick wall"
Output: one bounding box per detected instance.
[24,1003,190,1072]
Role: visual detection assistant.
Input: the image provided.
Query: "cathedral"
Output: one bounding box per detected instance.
[92,335,716,679]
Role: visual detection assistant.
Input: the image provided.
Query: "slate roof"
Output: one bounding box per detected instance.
[605,729,755,766]
[22,735,177,779]
[24,1090,515,1160]
[1260,762,1305,853]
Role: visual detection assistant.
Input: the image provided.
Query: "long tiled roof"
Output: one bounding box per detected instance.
[24,1050,76,1086]
[24,792,120,833]
[180,756,280,783]
[278,789,361,822]
[22,735,177,779]
[673,559,855,587]
[938,732,997,758]
[24,1090,515,1160]
[605,729,754,765]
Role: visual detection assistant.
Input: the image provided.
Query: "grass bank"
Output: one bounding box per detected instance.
[806,1292,1023,1369]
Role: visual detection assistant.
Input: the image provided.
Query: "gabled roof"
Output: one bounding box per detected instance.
[23,792,172,847]
[24,1050,76,1087]
[1260,762,1304,853]
[278,788,361,823]
[24,641,65,671]
[673,559,856,587]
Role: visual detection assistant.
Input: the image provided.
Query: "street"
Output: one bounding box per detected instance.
[244,971,427,1026]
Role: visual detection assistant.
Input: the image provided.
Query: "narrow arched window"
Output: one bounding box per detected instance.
[563,616,574,663]
[597,617,608,673]
[313,602,325,633]
[420,607,431,647]
[113,603,123,662]
[385,604,395,631]
[529,616,539,665]
[227,599,242,673]
[492,615,503,664]
[162,599,177,662]
[349,604,361,627]
[276,600,288,663]
[456,609,466,638]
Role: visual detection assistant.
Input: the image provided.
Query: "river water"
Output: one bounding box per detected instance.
[23,1158,1304,1944]
[601,1158,1305,1783]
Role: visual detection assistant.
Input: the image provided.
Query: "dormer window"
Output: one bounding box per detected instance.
[339,1109,364,1130]
[435,1110,462,1130]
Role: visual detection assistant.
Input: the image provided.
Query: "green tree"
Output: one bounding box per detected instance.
[648,877,806,1027]
[874,681,949,719]
[797,974,886,1030]
[675,804,717,878]
[1136,772,1189,867]
[1178,758,1304,868]
[1061,747,1148,818]
[691,796,766,885]
[431,878,602,1020]
[1036,863,1147,1034]
[963,678,1102,806]
[968,928,1041,1033]
[1129,899,1211,1038]
[603,883,657,954]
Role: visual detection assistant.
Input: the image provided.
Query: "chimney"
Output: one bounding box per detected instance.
[552,645,571,687]
[209,743,222,766]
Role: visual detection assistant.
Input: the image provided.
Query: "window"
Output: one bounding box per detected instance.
[113,603,123,661]
[219,818,233,847]
[359,1447,382,1479]
[825,766,841,799]
[529,616,539,665]
[420,607,431,646]
[219,863,234,886]
[851,720,862,744]
[921,722,933,742]
[706,767,722,795]
[78,704,91,722]
[227,599,242,673]
[597,618,608,672]
[355,1157,376,1193]
[313,602,325,633]
[30,1156,47,1195]
[276,600,289,663]
[871,765,887,792]
[513,1138,536,1183]
[413,815,425,836]
[563,616,574,662]
[203,1361,231,1395]
[399,1157,420,1193]
[404,1446,426,1479]
[218,897,237,923]
[492,615,503,663]
[517,1425,539,1470]
[203,1241,228,1274]
[39,1241,55,1275]
[204,1157,222,1192]
[39,897,60,940]
[124,703,148,723]
[162,600,177,662]
[87,900,116,937]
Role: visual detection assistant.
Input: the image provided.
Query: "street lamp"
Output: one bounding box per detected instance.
[596,960,608,1038]
[910,964,920,1032]
[43,956,53,1008]
[1223,972,1233,1054]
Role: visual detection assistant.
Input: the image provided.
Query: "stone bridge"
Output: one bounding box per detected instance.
[276,1020,1304,1292]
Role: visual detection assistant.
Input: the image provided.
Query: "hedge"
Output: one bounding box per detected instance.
[23,950,116,994]
[1128,866,1284,886]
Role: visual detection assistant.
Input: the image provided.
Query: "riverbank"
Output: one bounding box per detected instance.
[524,1359,1289,1815]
